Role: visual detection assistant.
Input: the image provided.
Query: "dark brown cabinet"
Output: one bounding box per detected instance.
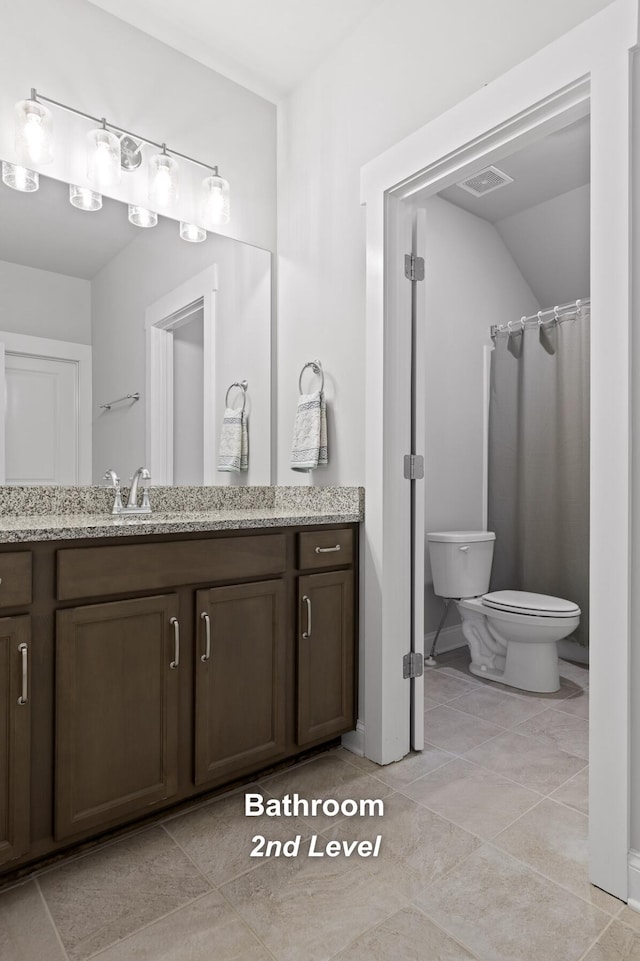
[0,521,358,878]
[194,580,286,785]
[0,616,30,867]
[55,594,180,840]
[297,570,355,746]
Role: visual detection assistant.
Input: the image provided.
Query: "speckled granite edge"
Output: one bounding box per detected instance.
[0,508,364,544]
[0,485,364,517]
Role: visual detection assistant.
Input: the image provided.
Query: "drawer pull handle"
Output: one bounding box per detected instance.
[200,612,211,662]
[169,617,180,669]
[315,545,341,554]
[17,642,28,705]
[302,595,312,639]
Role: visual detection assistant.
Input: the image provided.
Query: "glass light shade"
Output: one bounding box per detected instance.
[14,98,53,165]
[2,161,38,192]
[128,205,158,228]
[180,222,206,243]
[200,174,230,226]
[87,126,121,188]
[148,151,178,207]
[69,184,102,211]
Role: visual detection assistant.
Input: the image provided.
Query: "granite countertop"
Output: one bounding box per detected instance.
[0,486,364,543]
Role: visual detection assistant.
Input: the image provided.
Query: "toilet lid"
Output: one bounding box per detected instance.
[482,590,580,618]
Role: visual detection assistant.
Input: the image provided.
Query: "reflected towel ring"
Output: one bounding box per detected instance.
[298,360,324,394]
[225,380,248,412]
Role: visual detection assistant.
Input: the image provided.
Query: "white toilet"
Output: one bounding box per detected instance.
[426,531,580,693]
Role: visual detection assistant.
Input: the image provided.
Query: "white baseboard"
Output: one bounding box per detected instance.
[424,624,466,657]
[628,849,640,904]
[341,720,365,757]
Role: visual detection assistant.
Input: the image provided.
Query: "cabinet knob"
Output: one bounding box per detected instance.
[169,617,180,669]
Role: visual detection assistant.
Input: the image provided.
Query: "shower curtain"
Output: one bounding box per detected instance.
[487,307,590,646]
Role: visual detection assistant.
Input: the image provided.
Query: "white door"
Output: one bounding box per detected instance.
[410,208,427,750]
[4,352,79,485]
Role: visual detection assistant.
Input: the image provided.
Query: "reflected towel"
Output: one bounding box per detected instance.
[290,390,328,472]
[218,408,248,472]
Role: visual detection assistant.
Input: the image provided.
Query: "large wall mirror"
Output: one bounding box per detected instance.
[0,169,272,487]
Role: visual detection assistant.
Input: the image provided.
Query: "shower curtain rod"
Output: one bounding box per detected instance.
[490,298,590,337]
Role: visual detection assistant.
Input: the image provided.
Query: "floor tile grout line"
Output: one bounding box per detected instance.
[35,876,71,961]
[483,838,621,919]
[215,884,281,961]
[575,914,619,961]
[81,889,217,961]
[410,902,485,961]
[160,822,216,891]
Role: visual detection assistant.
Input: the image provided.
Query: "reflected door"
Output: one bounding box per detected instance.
[0,332,91,485]
[4,353,78,484]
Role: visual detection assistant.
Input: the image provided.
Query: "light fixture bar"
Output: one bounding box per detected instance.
[30,89,220,176]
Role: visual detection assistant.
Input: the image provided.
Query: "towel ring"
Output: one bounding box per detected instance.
[225,380,248,412]
[298,360,324,395]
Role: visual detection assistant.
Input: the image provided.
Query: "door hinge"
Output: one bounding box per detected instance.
[404,253,425,281]
[403,454,424,480]
[403,651,424,679]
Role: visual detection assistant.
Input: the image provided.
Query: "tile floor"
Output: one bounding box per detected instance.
[1,651,635,961]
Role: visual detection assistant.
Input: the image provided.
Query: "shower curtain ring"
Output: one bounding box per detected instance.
[507,321,513,334]
[554,306,560,321]
[520,316,526,330]
[537,311,544,327]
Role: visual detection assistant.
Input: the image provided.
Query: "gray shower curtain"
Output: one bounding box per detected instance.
[487,309,590,645]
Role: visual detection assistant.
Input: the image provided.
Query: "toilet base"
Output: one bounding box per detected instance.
[469,638,560,694]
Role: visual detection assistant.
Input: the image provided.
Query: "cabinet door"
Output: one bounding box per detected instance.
[56,594,180,840]
[195,580,286,785]
[0,616,30,866]
[297,571,355,746]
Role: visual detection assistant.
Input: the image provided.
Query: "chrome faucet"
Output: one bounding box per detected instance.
[104,466,152,515]
[127,467,151,511]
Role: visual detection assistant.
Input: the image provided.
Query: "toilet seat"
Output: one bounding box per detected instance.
[482,590,580,618]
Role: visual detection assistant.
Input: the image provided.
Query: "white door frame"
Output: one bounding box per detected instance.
[361,0,638,901]
[0,330,92,484]
[145,266,218,485]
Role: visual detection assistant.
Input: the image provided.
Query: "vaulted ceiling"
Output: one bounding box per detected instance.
[87,0,385,102]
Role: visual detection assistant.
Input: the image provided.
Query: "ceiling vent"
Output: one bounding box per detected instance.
[456,165,514,197]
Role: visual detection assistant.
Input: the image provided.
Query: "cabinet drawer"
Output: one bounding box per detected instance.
[298,529,353,570]
[57,534,287,601]
[0,553,32,608]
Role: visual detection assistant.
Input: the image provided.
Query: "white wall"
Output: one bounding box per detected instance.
[277,0,611,486]
[0,0,276,253]
[422,196,539,635]
[91,220,271,485]
[0,260,91,344]
[496,184,590,306]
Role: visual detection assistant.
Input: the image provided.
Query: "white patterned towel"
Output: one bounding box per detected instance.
[218,408,248,472]
[290,390,328,472]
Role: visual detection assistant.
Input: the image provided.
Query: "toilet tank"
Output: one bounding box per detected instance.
[427,531,496,599]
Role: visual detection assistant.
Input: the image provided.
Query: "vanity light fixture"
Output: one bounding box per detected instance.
[180,222,207,243]
[1,161,39,192]
[69,184,102,211]
[14,91,53,166]
[201,171,230,226]
[128,205,157,228]
[148,145,179,208]
[9,89,231,229]
[87,121,121,188]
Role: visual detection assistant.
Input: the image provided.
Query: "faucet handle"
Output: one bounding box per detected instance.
[103,468,120,489]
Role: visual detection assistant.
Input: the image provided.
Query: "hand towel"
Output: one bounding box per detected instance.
[290,390,328,472]
[218,408,249,472]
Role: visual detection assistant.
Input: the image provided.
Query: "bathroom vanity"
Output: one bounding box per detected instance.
[0,489,362,878]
